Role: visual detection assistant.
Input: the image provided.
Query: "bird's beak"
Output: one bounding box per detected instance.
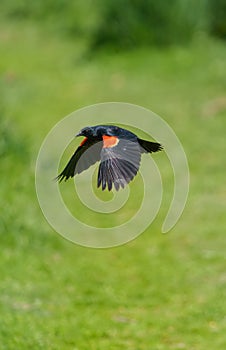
[75,131,82,137]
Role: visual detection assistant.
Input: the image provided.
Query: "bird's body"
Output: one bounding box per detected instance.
[57,125,162,191]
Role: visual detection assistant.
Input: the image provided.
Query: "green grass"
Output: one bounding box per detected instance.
[1,20,226,349]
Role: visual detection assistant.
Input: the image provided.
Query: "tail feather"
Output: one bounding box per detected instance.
[138,138,163,153]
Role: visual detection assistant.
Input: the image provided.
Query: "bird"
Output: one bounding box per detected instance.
[57,124,162,191]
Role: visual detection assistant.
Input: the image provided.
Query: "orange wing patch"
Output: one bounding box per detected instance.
[80,137,88,146]
[103,135,119,148]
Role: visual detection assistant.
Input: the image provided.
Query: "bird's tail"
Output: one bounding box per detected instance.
[138,138,163,153]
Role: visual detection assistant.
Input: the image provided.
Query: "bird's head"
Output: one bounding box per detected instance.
[76,124,121,138]
[76,126,94,138]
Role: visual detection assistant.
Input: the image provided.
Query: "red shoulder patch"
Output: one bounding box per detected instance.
[80,137,88,146]
[103,135,119,148]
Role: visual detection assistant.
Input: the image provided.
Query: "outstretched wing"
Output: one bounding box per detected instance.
[57,137,102,182]
[97,136,141,191]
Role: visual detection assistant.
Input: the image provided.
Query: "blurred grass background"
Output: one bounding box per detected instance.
[1,1,226,349]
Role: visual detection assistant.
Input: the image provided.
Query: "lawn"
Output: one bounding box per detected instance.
[0,20,226,349]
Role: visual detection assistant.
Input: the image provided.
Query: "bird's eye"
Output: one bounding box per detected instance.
[83,127,92,135]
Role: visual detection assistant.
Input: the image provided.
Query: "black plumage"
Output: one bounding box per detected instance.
[57,125,162,191]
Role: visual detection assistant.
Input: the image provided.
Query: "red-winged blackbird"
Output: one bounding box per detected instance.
[57,125,162,191]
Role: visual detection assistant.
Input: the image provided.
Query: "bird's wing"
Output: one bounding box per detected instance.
[98,135,141,191]
[57,137,102,182]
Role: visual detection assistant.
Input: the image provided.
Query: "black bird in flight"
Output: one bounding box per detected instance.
[57,125,162,191]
